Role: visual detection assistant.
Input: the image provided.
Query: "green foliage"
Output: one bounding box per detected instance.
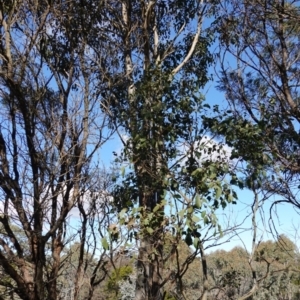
[207,237,300,300]
[256,234,297,264]
[209,0,300,212]
[163,291,176,300]
[106,266,133,298]
[102,8,239,299]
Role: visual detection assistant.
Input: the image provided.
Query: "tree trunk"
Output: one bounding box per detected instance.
[199,241,208,300]
[136,237,163,300]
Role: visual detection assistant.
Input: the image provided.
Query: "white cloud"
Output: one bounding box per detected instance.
[176,135,233,168]
[196,135,232,163]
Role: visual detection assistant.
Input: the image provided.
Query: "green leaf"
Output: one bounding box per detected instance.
[121,166,125,177]
[161,199,167,206]
[195,194,202,208]
[119,208,127,218]
[193,237,199,248]
[146,227,154,234]
[178,209,185,218]
[227,193,233,203]
[187,206,193,214]
[203,216,209,224]
[192,215,201,223]
[153,204,160,213]
[101,238,109,250]
[215,186,221,199]
[191,168,200,176]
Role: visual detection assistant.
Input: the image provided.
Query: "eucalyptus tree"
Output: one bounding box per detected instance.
[206,236,300,300]
[88,0,237,299]
[0,1,113,300]
[205,0,300,216]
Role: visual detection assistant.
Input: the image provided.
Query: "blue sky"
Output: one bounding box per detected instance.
[93,79,300,254]
[87,14,300,254]
[201,76,300,252]
[88,54,300,253]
